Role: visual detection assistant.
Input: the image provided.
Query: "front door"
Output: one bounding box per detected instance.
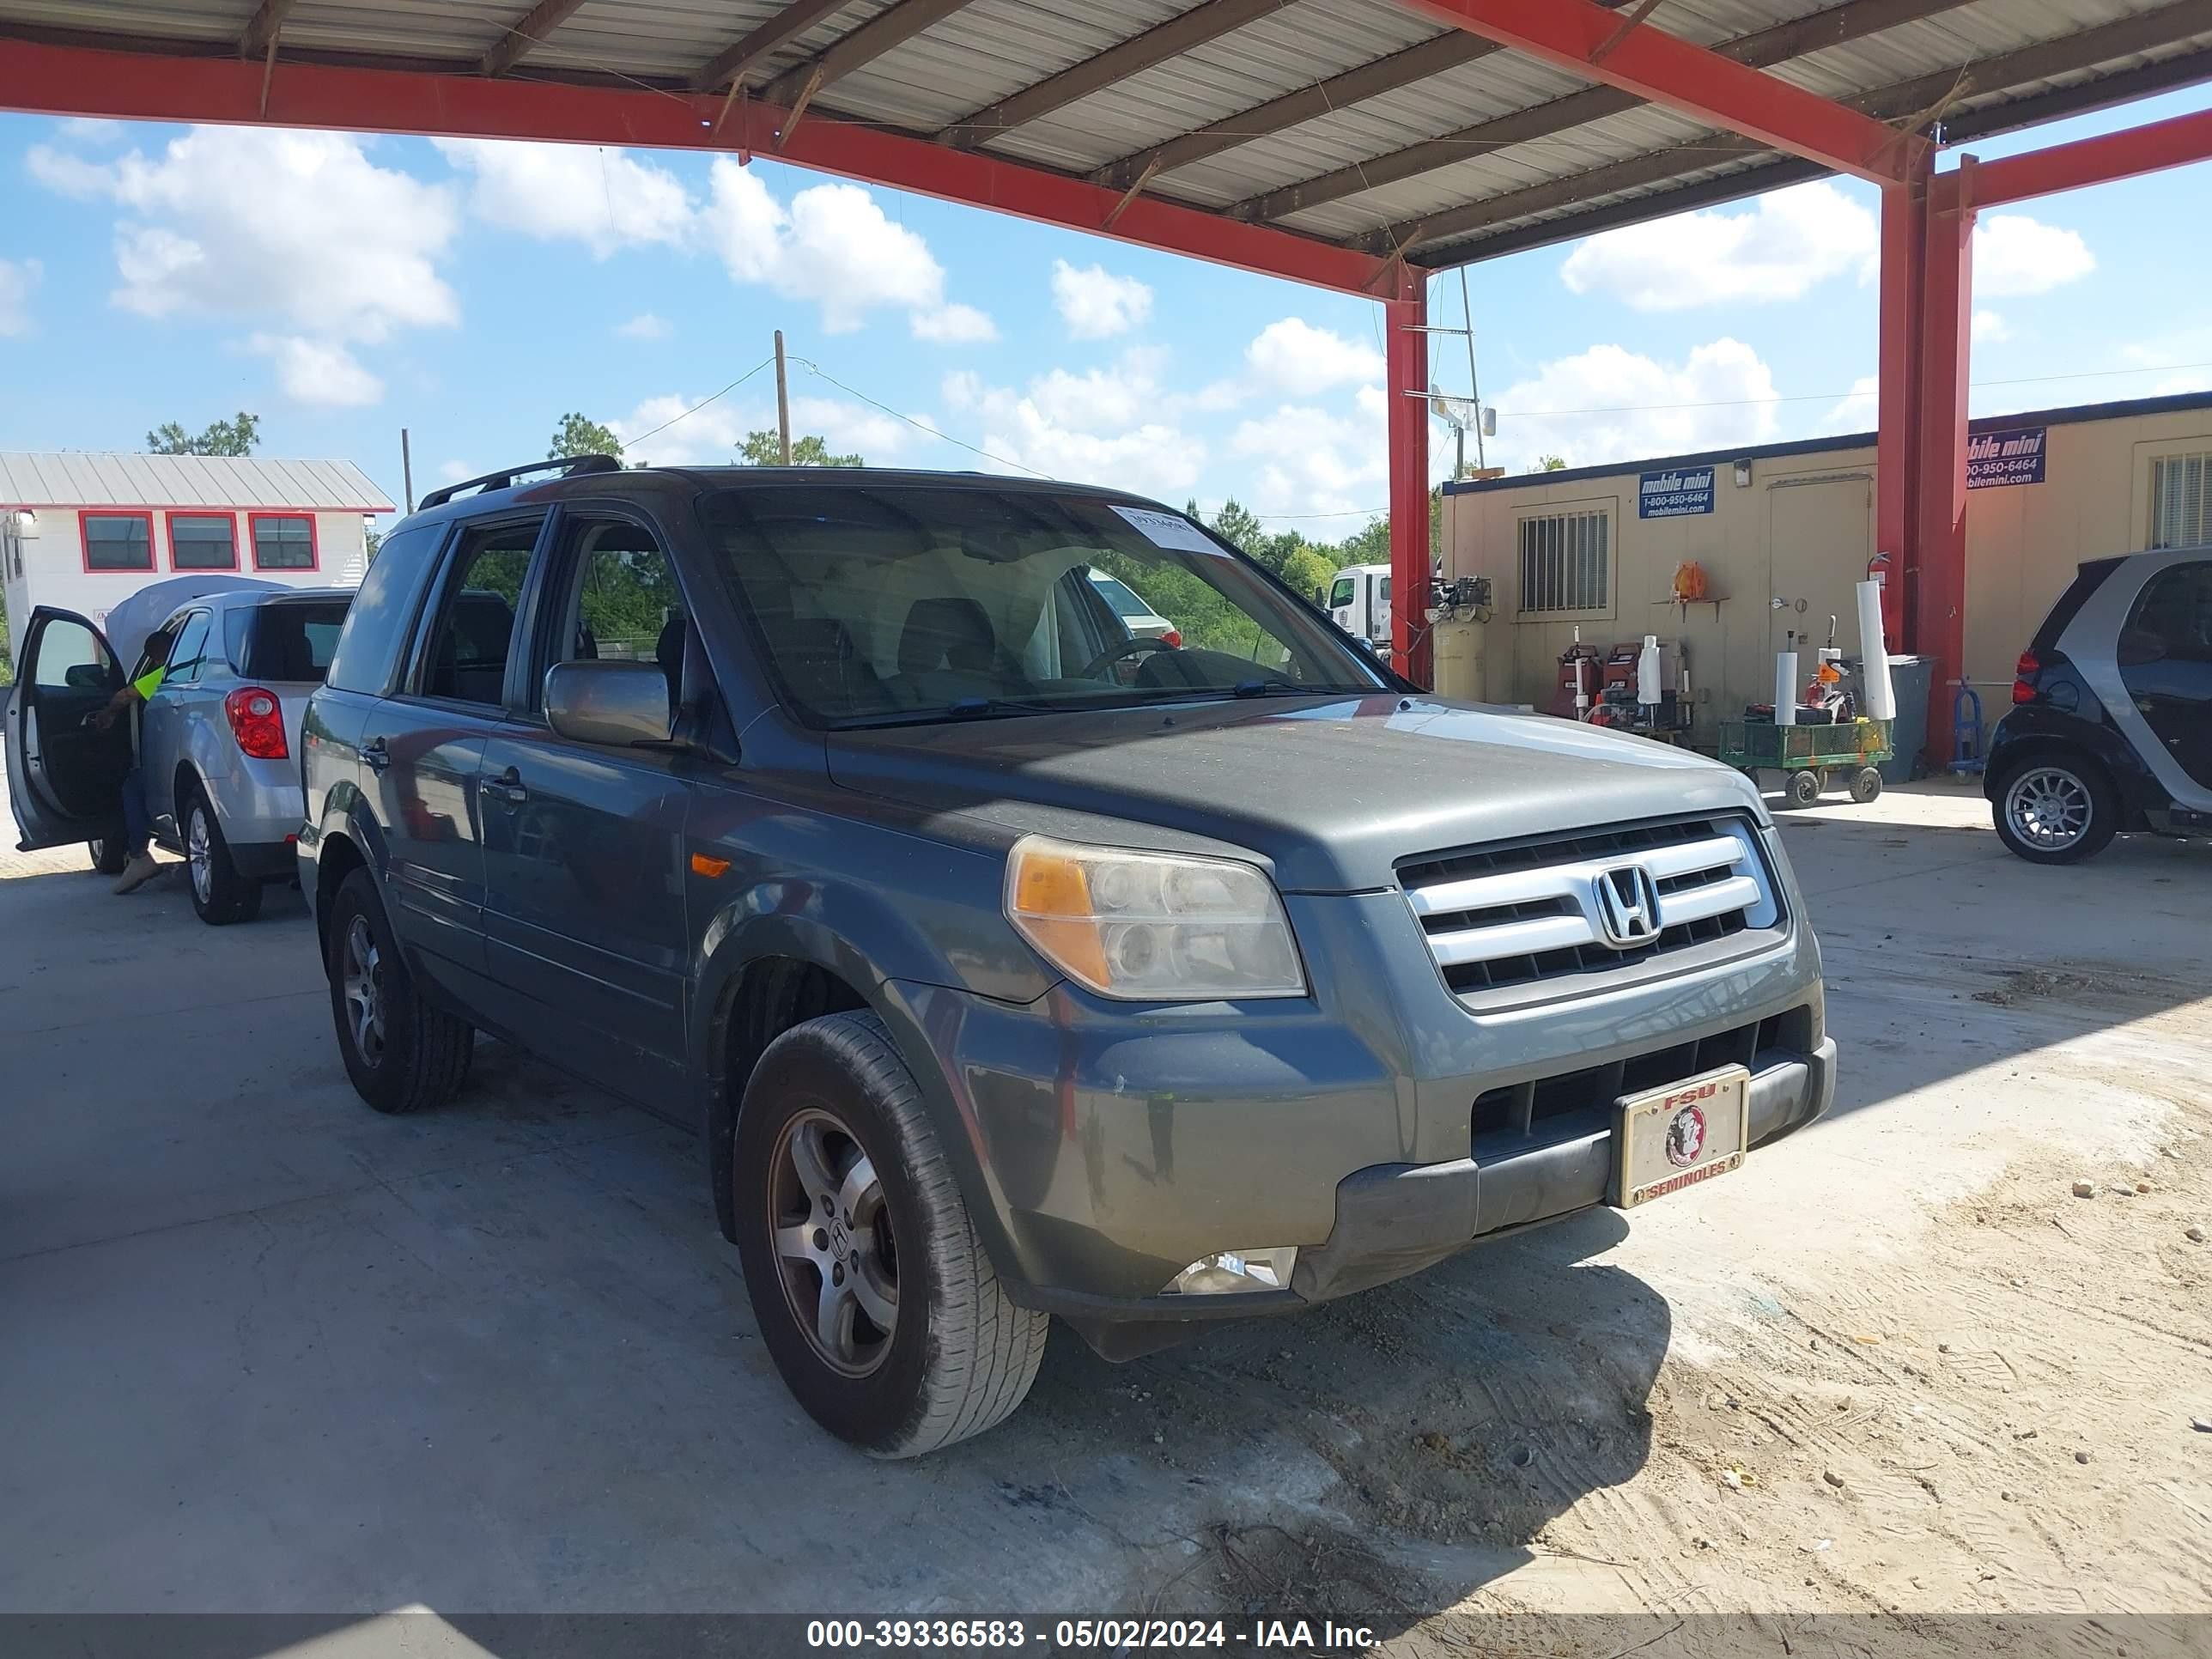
[366,512,547,999]
[476,510,696,1108]
[6,607,130,852]
[2117,556,2212,795]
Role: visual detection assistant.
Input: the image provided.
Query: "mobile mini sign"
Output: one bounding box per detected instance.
[1967,424,2047,489]
[1638,465,1716,519]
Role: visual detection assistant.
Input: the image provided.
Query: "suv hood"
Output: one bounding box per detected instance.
[826,694,1765,892]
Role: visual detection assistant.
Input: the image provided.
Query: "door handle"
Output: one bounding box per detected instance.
[478,767,527,805]
[362,738,391,773]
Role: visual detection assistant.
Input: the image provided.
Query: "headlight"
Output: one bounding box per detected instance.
[1005,836,1307,1000]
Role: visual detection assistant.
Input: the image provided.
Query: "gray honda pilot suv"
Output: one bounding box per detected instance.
[300,457,1835,1456]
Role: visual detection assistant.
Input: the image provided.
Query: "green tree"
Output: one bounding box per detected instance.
[738,431,864,466]
[363,523,384,562]
[147,412,260,456]
[1532,453,1568,471]
[549,413,623,460]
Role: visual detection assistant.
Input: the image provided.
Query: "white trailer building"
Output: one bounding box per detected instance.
[2,452,394,665]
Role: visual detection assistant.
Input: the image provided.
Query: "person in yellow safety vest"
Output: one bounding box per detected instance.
[91,632,174,896]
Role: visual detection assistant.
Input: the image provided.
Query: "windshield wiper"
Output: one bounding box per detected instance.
[1228,679,1370,698]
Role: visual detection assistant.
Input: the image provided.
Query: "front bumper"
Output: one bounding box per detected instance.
[883,869,1832,1358]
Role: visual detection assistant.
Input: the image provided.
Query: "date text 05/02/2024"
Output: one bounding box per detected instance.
[805,1619,1378,1650]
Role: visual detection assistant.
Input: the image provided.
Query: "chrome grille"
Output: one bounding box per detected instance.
[1401,817,1780,998]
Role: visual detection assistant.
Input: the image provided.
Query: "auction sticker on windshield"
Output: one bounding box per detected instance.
[1112,504,1225,554]
[1613,1065,1749,1208]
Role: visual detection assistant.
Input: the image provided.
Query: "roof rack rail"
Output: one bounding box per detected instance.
[417,453,623,511]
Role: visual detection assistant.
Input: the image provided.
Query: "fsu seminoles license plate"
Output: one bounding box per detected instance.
[1613,1064,1751,1209]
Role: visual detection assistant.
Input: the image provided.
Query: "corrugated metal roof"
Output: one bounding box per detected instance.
[0,453,396,511]
[1,0,2205,269]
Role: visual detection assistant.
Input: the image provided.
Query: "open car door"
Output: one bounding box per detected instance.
[7,606,131,853]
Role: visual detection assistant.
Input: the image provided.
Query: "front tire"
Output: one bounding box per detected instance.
[1849,766,1884,805]
[184,791,264,926]
[325,868,474,1113]
[732,1011,1047,1458]
[1993,754,2118,865]
[1784,767,1822,808]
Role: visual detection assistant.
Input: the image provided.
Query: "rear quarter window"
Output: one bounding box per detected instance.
[325,523,443,696]
[2031,557,2124,653]
[243,601,354,683]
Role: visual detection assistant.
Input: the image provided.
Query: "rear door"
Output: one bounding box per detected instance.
[363,512,548,997]
[6,607,131,851]
[475,507,697,1103]
[2117,556,2212,793]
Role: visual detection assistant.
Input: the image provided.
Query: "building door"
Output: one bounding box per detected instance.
[1767,476,1874,691]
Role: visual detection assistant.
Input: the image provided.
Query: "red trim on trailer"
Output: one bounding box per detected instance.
[247,511,320,574]
[78,509,155,574]
[161,509,241,572]
[1953,103,2212,208]
[1389,0,1917,184]
[0,39,1390,295]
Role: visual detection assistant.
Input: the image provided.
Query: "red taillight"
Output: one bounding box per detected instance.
[224,687,289,759]
[1160,628,1182,649]
[2011,649,2040,706]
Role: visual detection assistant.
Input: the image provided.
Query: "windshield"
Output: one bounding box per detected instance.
[1088,571,1153,620]
[699,484,1386,727]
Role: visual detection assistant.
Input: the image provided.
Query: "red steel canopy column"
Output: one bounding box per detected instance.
[1385,275,1431,684]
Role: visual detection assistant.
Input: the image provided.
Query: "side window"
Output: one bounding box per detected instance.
[132,618,185,688]
[32,615,114,691]
[326,522,442,696]
[2122,562,2212,665]
[414,517,544,708]
[1328,577,1354,610]
[167,611,214,683]
[538,516,690,711]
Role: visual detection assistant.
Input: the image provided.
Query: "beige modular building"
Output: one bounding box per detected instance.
[1439,390,2212,749]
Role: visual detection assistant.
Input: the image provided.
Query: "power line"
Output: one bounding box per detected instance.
[793,356,1054,478]
[623,356,775,445]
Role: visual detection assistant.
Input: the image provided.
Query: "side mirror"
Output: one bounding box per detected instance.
[544,659,674,747]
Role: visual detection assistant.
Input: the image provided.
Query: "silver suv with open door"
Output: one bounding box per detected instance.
[7,589,356,921]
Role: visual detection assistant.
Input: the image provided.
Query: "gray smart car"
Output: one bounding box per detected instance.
[294,457,1837,1456]
[9,586,353,921]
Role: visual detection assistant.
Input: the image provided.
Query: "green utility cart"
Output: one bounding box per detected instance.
[1718,717,1894,808]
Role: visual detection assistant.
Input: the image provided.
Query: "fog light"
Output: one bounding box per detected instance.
[1164,1247,1297,1295]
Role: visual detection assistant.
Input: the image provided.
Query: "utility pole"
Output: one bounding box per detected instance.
[400,427,414,513]
[774,330,792,465]
[1459,269,1485,472]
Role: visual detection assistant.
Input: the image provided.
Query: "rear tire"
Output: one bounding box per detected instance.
[88,838,127,876]
[1784,768,1822,808]
[184,791,264,926]
[1993,754,2118,865]
[326,868,474,1114]
[1849,766,1884,805]
[732,1011,1047,1457]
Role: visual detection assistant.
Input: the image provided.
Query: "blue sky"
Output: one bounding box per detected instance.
[2,83,2209,538]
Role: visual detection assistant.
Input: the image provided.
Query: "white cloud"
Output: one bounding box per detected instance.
[1244,318,1383,395]
[1559,182,1876,311]
[702,162,954,336]
[1972,213,2094,297]
[1820,374,1879,435]
[0,258,40,337]
[1051,259,1152,339]
[1971,308,2009,345]
[27,126,459,346]
[1232,386,1391,520]
[911,301,998,343]
[611,391,913,468]
[56,118,124,145]
[437,459,477,483]
[249,334,385,407]
[434,138,692,258]
[617,311,672,341]
[1492,338,1782,470]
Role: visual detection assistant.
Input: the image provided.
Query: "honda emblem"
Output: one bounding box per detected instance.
[1593,864,1662,948]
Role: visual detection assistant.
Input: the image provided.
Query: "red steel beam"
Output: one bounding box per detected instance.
[1389,0,1917,183]
[1946,101,2212,207]
[1873,172,1925,654]
[1913,169,1975,772]
[0,37,1389,295]
[1385,279,1433,687]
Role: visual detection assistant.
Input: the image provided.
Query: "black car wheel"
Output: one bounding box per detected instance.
[326,868,474,1113]
[1993,755,2118,865]
[184,791,264,926]
[88,838,127,876]
[732,1011,1047,1457]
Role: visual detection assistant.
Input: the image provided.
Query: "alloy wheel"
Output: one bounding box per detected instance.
[341,915,386,1066]
[769,1108,899,1377]
[187,807,213,904]
[2005,766,2093,852]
